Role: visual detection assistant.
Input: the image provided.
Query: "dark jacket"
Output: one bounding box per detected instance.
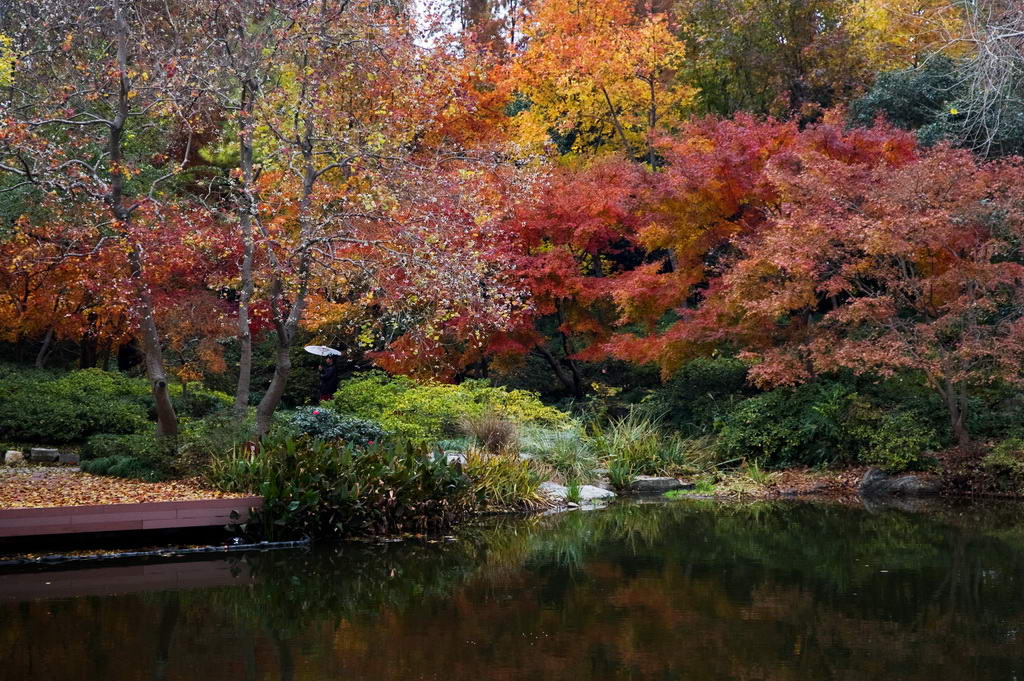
[318,362,340,397]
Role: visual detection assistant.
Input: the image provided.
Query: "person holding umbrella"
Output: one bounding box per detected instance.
[305,346,341,402]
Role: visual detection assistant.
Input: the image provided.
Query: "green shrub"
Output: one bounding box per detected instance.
[715,379,943,471]
[283,406,387,445]
[328,371,416,418]
[81,455,167,482]
[0,368,149,443]
[982,438,1024,491]
[650,357,754,433]
[853,408,939,473]
[328,373,569,444]
[207,436,474,539]
[138,384,232,420]
[850,57,961,131]
[175,411,257,473]
[715,381,857,468]
[592,410,708,489]
[462,449,548,510]
[81,432,160,460]
[173,386,233,418]
[531,428,597,485]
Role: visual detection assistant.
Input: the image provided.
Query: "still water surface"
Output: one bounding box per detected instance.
[3,499,1024,680]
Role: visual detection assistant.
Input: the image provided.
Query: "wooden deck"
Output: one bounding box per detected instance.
[0,496,262,538]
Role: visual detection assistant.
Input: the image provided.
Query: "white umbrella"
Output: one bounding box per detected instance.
[304,345,342,357]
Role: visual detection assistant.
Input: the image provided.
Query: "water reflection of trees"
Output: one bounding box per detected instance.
[4,500,1024,680]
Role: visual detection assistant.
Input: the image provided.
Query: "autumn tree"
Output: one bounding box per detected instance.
[199,1,528,432]
[193,0,285,419]
[0,0,217,436]
[596,118,1021,450]
[676,0,884,120]
[710,145,1024,450]
[504,0,694,160]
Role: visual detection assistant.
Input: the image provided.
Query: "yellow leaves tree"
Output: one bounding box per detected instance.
[506,0,695,161]
[0,33,14,87]
[857,0,967,69]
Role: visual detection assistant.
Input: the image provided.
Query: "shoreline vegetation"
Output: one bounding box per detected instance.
[1,364,1018,543]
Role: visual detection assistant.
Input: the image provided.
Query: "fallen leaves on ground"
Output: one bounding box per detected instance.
[766,467,866,498]
[0,466,248,509]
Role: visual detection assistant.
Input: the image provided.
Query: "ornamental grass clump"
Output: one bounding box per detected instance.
[531,427,598,486]
[593,410,703,489]
[462,448,550,511]
[459,409,520,454]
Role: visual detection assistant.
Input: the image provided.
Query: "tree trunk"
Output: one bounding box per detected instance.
[255,338,291,436]
[79,318,98,369]
[112,0,177,438]
[942,379,971,452]
[252,56,315,436]
[560,331,584,398]
[233,81,256,421]
[534,346,576,395]
[35,328,54,369]
[99,341,112,371]
[134,253,179,438]
[152,598,180,681]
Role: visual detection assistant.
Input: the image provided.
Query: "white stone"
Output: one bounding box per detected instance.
[577,485,616,501]
[4,450,25,465]
[539,481,569,500]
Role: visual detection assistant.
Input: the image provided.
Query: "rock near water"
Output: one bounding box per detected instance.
[539,481,616,504]
[626,476,692,494]
[857,468,942,498]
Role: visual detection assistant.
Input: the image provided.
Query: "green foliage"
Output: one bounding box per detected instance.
[0,367,149,444]
[649,357,753,433]
[851,408,939,473]
[530,427,598,485]
[328,373,569,443]
[81,454,168,482]
[329,371,416,419]
[168,386,233,419]
[207,436,474,540]
[851,57,1024,158]
[566,481,582,504]
[850,57,961,131]
[716,381,857,468]
[175,411,257,473]
[983,438,1024,491]
[462,449,548,511]
[716,379,941,471]
[81,432,160,460]
[283,406,387,445]
[664,478,716,498]
[593,410,709,489]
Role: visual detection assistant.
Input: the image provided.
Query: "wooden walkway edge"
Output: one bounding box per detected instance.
[0,496,263,538]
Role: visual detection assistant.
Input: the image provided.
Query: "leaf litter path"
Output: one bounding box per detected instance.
[0,467,246,509]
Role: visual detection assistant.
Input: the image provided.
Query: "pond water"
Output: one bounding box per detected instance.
[3,499,1024,681]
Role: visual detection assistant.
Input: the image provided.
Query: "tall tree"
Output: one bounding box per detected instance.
[0,0,212,436]
[504,0,694,159]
